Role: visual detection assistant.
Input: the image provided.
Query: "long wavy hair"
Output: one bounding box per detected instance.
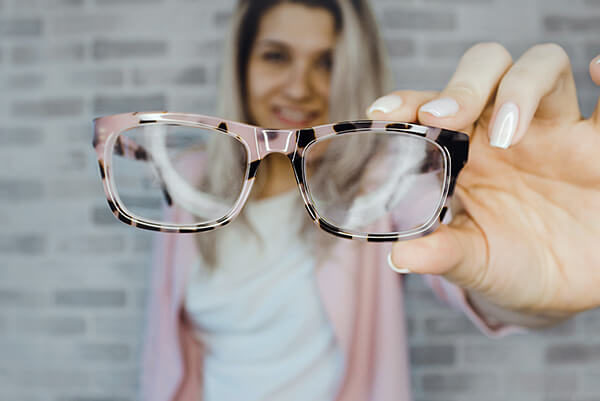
[197,0,394,266]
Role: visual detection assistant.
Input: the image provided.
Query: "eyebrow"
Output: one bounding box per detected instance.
[255,39,334,55]
[255,39,287,49]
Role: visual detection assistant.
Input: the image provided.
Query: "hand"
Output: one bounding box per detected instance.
[367,43,600,319]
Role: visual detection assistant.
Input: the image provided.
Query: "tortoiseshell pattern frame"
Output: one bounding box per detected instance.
[93,111,469,242]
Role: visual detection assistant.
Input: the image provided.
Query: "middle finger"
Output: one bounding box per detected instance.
[417,42,513,132]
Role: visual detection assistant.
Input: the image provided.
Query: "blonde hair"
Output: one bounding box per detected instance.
[198,0,395,266]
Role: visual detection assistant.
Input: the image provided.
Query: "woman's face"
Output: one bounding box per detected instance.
[246,3,337,129]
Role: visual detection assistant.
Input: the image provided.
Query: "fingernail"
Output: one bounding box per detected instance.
[387,252,411,274]
[490,101,519,149]
[419,97,460,118]
[367,94,403,115]
[595,57,600,64]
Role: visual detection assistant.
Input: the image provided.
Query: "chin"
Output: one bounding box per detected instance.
[272,115,324,129]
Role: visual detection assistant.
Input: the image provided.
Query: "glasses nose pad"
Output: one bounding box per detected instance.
[256,129,296,155]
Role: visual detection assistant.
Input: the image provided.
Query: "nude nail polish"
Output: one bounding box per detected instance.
[419,97,460,118]
[367,95,403,115]
[490,102,519,149]
[387,252,411,274]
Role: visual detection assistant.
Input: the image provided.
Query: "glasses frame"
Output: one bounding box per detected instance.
[93,111,469,242]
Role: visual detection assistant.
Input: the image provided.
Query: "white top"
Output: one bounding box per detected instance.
[184,189,344,401]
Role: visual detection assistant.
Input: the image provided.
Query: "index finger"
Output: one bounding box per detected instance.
[366,90,438,122]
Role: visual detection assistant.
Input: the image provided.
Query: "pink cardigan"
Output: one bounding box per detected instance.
[140,221,521,401]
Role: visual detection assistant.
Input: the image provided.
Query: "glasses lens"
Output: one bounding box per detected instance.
[110,124,248,226]
[303,131,447,235]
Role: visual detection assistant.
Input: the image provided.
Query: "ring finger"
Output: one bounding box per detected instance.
[486,43,581,148]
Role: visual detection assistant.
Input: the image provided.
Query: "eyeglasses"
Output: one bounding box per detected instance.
[92,112,469,241]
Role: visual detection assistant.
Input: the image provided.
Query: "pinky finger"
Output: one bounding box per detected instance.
[590,55,600,86]
[590,55,600,126]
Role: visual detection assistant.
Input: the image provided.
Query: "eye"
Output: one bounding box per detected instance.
[317,52,333,72]
[262,50,289,63]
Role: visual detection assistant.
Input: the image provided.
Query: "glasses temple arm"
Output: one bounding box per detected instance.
[436,129,469,225]
[436,129,469,196]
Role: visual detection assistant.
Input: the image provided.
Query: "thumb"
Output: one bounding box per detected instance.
[389,215,488,288]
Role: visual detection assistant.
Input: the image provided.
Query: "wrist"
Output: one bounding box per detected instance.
[465,289,572,329]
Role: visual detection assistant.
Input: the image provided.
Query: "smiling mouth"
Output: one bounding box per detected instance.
[273,106,320,126]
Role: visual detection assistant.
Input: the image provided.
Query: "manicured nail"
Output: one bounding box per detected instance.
[387,252,411,274]
[490,101,519,149]
[367,94,403,115]
[419,97,460,117]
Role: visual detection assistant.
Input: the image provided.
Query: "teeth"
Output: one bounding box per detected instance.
[278,107,311,123]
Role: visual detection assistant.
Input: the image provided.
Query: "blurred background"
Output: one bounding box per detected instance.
[1,0,600,400]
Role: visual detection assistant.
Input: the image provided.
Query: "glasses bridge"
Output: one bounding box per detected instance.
[256,128,296,156]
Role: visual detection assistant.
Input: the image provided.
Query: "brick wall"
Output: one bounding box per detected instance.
[0,0,599,400]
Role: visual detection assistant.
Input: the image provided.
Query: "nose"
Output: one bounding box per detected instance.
[283,63,312,100]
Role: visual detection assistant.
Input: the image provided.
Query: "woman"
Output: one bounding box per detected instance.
[141,0,600,400]
[141,1,509,400]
